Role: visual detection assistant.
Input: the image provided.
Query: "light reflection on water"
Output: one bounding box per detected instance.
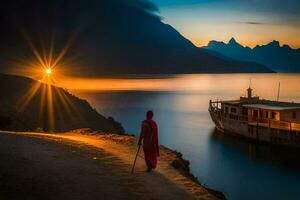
[72,74,300,200]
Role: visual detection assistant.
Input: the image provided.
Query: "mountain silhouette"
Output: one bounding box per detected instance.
[0,0,272,75]
[204,38,300,72]
[0,73,124,133]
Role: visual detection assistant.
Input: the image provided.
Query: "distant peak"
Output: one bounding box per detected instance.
[207,40,225,45]
[268,40,280,47]
[228,37,237,43]
[282,44,291,50]
[228,37,241,46]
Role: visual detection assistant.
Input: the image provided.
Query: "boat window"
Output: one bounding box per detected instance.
[225,107,228,113]
[248,126,253,135]
[271,112,276,119]
[253,110,258,118]
[265,111,269,118]
[230,108,237,113]
[259,110,263,118]
[293,112,296,119]
[242,107,247,115]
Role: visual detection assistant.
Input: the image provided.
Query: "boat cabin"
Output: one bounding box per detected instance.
[215,87,300,125]
[243,104,300,123]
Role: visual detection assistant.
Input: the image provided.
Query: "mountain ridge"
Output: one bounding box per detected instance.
[204,38,300,72]
[208,38,299,50]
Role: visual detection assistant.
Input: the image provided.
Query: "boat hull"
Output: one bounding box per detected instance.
[209,110,300,148]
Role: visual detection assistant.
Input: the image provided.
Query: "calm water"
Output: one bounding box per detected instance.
[73,74,300,200]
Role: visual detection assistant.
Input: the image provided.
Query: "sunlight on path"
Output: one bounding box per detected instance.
[0,131,220,200]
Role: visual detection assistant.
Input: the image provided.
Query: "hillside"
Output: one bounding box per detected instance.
[0,73,124,133]
[204,38,300,72]
[0,0,272,75]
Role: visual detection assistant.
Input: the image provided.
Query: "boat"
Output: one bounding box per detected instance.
[209,87,300,147]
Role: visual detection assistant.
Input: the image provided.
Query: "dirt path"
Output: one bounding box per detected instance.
[0,131,220,200]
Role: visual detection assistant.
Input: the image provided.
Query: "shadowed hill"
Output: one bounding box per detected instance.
[0,0,272,75]
[0,73,124,133]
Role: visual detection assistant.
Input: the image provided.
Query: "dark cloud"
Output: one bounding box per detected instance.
[243,22,265,25]
[129,0,159,12]
[154,0,300,20]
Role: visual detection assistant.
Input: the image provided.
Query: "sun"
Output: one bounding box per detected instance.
[39,67,56,85]
[45,68,52,76]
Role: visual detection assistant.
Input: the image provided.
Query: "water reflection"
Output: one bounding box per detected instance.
[210,128,300,170]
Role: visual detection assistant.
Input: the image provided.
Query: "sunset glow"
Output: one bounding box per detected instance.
[56,74,300,96]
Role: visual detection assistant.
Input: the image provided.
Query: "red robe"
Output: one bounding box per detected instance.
[138,119,159,169]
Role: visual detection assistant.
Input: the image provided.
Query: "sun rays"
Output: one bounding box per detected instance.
[16,34,84,132]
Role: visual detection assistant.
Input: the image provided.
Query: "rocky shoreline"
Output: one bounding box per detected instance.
[168,149,226,200]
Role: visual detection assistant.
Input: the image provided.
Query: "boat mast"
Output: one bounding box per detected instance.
[247,78,253,100]
[277,82,281,101]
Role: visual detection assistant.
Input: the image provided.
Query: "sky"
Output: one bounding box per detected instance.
[151,0,300,48]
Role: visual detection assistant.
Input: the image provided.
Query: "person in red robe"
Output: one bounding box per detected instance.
[138,110,159,172]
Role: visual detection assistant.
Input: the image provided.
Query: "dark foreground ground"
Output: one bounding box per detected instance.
[0,133,141,200]
[0,132,219,200]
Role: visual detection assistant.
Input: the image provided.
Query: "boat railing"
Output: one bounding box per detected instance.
[249,118,300,132]
[209,100,248,121]
[228,116,300,132]
[209,100,222,112]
